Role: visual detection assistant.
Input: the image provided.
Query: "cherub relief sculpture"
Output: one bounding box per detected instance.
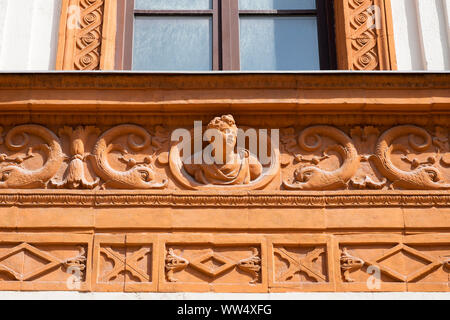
[0,125,63,188]
[169,115,280,190]
[282,126,360,190]
[184,115,262,185]
[91,124,168,189]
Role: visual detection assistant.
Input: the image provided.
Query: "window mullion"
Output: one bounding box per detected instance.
[316,0,336,70]
[213,0,220,70]
[221,0,240,70]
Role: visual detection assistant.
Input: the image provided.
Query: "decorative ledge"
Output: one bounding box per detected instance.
[0,190,449,208]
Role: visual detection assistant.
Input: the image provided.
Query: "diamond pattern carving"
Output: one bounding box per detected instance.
[189,250,236,278]
[0,243,64,281]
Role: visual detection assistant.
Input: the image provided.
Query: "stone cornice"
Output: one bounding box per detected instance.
[0,73,448,114]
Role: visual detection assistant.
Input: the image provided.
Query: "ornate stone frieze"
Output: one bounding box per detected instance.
[0,125,63,189]
[0,120,448,196]
[161,243,264,289]
[281,124,450,192]
[338,243,450,287]
[0,191,448,208]
[3,233,448,292]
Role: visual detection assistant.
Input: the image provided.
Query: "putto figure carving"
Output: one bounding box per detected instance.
[0,125,63,188]
[183,115,262,185]
[169,115,279,190]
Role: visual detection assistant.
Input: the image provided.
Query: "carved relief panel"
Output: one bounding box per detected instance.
[169,115,280,190]
[159,235,267,293]
[280,124,450,191]
[57,0,116,70]
[268,236,334,292]
[0,121,448,192]
[92,234,156,292]
[335,234,450,292]
[0,232,448,292]
[334,0,397,70]
[0,233,91,291]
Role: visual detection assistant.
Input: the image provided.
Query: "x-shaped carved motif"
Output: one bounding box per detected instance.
[100,246,151,282]
[274,247,326,283]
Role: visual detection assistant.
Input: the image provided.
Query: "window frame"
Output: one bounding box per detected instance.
[116,0,336,71]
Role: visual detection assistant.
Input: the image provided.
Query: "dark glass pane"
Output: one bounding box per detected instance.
[133,17,212,71]
[135,0,212,10]
[240,17,320,70]
[239,0,316,10]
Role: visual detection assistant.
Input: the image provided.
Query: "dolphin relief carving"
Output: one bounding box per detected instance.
[283,126,360,190]
[90,124,168,189]
[0,125,63,188]
[374,125,450,190]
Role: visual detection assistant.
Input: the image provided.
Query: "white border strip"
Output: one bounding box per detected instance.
[1,292,449,300]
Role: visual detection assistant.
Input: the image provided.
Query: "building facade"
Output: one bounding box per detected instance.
[0,0,449,294]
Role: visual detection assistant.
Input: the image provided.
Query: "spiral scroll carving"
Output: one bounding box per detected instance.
[74,0,104,70]
[348,0,380,70]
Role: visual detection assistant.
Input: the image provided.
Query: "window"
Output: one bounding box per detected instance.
[117,0,336,71]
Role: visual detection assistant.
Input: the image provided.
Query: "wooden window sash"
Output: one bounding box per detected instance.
[57,0,396,71]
